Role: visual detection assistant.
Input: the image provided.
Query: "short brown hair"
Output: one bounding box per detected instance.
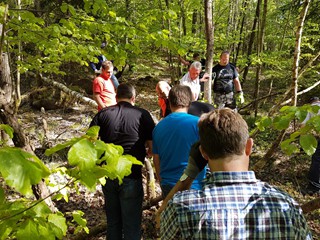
[198,108,249,159]
[101,60,113,70]
[168,85,192,108]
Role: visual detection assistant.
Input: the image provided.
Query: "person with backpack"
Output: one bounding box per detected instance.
[212,51,244,110]
[89,42,119,88]
[92,60,117,111]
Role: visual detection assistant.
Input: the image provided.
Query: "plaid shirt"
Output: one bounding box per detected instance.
[161,171,312,240]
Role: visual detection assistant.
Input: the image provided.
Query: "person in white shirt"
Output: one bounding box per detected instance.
[179,61,208,101]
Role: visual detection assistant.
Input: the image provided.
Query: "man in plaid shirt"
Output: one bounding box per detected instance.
[161,108,312,240]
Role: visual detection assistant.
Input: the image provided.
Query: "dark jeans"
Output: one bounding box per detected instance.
[102,178,143,240]
[308,139,320,189]
[160,184,173,199]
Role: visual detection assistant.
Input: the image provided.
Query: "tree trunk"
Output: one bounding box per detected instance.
[291,0,311,107]
[235,0,249,65]
[0,30,56,212]
[242,0,261,85]
[253,0,267,116]
[204,0,214,103]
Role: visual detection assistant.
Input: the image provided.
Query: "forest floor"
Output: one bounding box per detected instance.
[16,73,320,239]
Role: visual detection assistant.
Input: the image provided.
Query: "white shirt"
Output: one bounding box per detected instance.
[179,73,200,100]
[302,101,320,125]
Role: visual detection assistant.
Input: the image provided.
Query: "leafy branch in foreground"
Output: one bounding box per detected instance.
[254,104,320,156]
[0,125,141,239]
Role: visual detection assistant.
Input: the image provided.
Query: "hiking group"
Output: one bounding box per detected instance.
[89,50,315,240]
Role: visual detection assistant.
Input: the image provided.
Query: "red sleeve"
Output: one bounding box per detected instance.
[93,77,104,94]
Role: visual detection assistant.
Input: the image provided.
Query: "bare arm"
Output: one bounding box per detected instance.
[145,140,153,158]
[179,55,190,66]
[233,77,242,92]
[93,93,106,110]
[153,154,161,182]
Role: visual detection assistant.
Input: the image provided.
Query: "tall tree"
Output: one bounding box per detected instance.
[204,0,214,103]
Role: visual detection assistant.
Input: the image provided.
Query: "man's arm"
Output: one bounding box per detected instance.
[153,154,161,182]
[233,77,242,92]
[145,140,153,158]
[93,93,106,110]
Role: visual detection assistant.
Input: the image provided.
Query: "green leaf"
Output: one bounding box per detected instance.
[0,187,4,205]
[273,115,291,130]
[104,155,141,184]
[0,124,13,139]
[68,138,97,170]
[45,137,81,156]
[300,134,317,156]
[48,213,67,239]
[16,219,38,240]
[86,126,100,138]
[280,139,299,155]
[0,148,50,196]
[255,116,272,131]
[60,3,68,13]
[72,210,89,233]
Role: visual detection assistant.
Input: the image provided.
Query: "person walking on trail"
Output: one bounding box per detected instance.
[156,81,171,119]
[152,85,206,198]
[90,84,155,240]
[92,60,117,111]
[302,96,320,196]
[212,51,244,110]
[179,61,209,101]
[160,108,312,240]
[89,42,119,88]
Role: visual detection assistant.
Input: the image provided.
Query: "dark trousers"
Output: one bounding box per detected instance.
[103,178,143,240]
[308,139,320,189]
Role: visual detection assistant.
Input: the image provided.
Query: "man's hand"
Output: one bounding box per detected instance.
[200,73,209,82]
[236,91,245,105]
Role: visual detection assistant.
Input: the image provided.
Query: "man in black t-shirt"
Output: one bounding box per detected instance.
[90,84,155,240]
[212,51,244,110]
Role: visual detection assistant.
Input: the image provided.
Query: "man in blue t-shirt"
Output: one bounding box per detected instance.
[152,85,206,198]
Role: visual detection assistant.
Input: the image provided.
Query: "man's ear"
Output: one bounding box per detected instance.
[199,145,209,162]
[131,95,136,104]
[245,138,253,156]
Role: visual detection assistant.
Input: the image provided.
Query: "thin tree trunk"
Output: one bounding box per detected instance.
[235,0,249,64]
[204,0,214,103]
[253,0,267,116]
[0,49,56,212]
[242,0,261,85]
[291,0,311,107]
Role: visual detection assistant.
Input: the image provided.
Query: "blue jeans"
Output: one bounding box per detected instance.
[308,139,320,189]
[102,178,143,240]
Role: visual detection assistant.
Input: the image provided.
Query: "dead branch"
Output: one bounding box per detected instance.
[301,197,320,214]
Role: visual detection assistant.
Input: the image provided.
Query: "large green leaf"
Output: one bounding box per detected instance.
[104,155,142,184]
[0,124,13,139]
[68,138,97,170]
[0,148,50,196]
[45,137,81,156]
[48,213,67,239]
[300,134,317,156]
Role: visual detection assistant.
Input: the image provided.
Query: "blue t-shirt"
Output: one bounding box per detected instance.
[152,112,205,189]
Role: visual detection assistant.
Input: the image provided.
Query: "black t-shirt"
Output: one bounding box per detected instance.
[90,101,155,179]
[188,101,215,117]
[212,63,238,93]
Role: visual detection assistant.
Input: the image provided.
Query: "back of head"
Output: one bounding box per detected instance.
[309,96,319,103]
[156,81,171,98]
[198,108,249,159]
[189,61,202,71]
[101,60,113,70]
[168,85,192,108]
[192,52,200,59]
[116,83,136,99]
